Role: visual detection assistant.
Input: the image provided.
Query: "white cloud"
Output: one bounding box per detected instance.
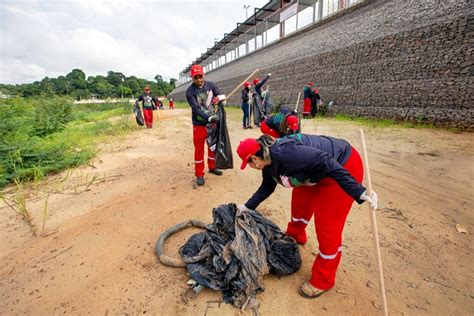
[0,0,268,84]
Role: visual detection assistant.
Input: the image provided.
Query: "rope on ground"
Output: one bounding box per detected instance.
[156,219,207,268]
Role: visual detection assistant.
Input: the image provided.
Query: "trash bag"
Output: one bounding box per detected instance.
[133,102,144,126]
[253,90,274,125]
[262,90,274,116]
[179,203,301,310]
[206,103,233,169]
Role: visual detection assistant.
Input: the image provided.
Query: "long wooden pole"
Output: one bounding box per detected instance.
[358,128,388,316]
[294,92,301,112]
[226,68,260,99]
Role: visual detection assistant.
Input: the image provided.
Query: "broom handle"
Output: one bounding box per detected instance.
[226,68,260,99]
[358,128,388,316]
[294,92,301,113]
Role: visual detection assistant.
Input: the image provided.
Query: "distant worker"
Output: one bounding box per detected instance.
[155,98,164,110]
[136,86,158,128]
[241,82,252,129]
[303,82,316,119]
[260,106,299,138]
[311,86,321,117]
[185,64,224,186]
[252,73,272,126]
[253,73,271,99]
[169,97,174,109]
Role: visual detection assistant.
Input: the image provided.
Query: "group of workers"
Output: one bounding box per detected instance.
[146,64,379,299]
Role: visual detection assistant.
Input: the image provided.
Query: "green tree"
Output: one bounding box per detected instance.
[154,74,163,83]
[107,71,125,87]
[169,78,177,89]
[66,69,87,90]
[118,85,132,98]
[40,77,55,96]
[95,80,115,98]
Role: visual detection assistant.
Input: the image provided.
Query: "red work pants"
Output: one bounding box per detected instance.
[143,109,153,128]
[303,98,312,115]
[192,125,216,177]
[286,148,363,289]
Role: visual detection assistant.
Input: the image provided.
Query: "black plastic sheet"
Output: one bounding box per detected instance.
[179,203,301,309]
[133,102,144,126]
[206,103,233,169]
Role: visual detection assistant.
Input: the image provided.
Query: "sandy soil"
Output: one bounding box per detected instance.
[1,108,473,315]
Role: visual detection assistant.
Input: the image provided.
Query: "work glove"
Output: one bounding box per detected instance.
[211,94,227,105]
[208,115,218,123]
[268,73,272,77]
[359,190,378,210]
[237,204,251,213]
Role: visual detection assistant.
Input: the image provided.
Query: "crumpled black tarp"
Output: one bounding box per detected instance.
[179,203,301,309]
[206,103,233,169]
[133,102,144,126]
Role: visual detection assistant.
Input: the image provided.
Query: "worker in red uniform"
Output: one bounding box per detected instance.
[169,97,175,109]
[241,82,252,129]
[136,86,158,128]
[236,134,378,298]
[185,64,224,186]
[303,82,316,118]
[260,106,298,138]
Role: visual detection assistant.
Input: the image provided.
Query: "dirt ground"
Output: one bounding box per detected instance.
[1,108,473,315]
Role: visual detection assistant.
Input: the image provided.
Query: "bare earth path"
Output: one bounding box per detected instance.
[1,108,473,315]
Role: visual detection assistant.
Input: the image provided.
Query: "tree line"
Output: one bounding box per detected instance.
[0,69,177,100]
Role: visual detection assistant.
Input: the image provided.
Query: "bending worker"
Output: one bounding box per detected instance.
[260,105,299,138]
[236,134,378,298]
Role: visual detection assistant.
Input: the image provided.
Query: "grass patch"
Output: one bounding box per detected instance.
[328,113,438,129]
[0,97,138,188]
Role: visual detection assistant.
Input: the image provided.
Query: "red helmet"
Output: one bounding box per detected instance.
[243,82,251,88]
[308,82,313,87]
[253,78,260,85]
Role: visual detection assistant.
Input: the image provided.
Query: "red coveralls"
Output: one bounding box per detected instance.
[193,125,216,177]
[143,109,153,128]
[286,148,363,289]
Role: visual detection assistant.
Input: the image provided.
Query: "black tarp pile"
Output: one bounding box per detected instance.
[133,102,144,126]
[206,103,233,169]
[179,203,301,310]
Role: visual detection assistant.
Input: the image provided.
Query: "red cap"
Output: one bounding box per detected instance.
[243,82,251,88]
[308,82,313,87]
[190,64,204,77]
[253,78,260,85]
[287,115,299,131]
[237,138,260,170]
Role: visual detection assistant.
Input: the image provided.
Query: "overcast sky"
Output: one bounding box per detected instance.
[0,0,268,84]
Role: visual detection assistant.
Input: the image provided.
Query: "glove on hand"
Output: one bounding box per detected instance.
[208,115,217,123]
[237,204,251,213]
[211,94,227,105]
[360,190,378,210]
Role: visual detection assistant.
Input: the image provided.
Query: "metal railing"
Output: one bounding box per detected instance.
[177,0,363,87]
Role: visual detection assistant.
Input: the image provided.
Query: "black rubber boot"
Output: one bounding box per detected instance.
[196,176,205,186]
[209,169,223,176]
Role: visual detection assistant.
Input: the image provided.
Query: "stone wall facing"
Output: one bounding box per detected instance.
[171,0,473,130]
